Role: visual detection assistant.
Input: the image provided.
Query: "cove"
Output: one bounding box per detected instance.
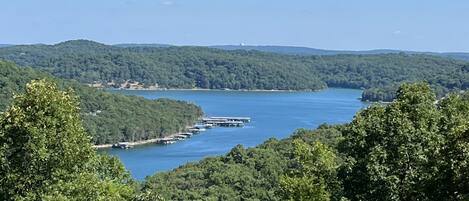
[102,88,368,180]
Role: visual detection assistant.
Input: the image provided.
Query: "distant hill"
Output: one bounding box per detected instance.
[210,45,469,61]
[210,45,367,55]
[114,43,173,48]
[1,39,469,102]
[439,52,469,61]
[4,42,469,61]
[0,44,13,48]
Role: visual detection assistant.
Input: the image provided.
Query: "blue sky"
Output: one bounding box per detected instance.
[1,0,469,52]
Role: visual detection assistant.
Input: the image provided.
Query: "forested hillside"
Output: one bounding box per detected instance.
[0,61,202,145]
[211,45,469,61]
[143,126,344,200]
[0,80,162,200]
[1,40,469,102]
[0,40,325,91]
[142,83,469,200]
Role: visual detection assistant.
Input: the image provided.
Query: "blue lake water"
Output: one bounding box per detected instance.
[103,89,367,180]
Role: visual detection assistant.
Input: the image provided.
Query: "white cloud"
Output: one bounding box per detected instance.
[393,30,402,35]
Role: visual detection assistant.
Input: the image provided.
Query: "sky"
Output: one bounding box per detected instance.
[1,0,469,52]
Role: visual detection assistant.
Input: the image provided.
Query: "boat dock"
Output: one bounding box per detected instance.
[112,142,133,149]
[202,116,251,127]
[110,116,251,149]
[211,117,251,123]
[156,137,177,145]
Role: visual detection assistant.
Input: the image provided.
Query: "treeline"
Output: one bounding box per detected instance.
[0,61,202,145]
[142,83,469,200]
[1,40,469,102]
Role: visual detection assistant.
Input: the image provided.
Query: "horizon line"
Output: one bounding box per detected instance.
[1,39,468,54]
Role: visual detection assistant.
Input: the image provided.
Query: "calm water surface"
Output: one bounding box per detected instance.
[103,89,367,180]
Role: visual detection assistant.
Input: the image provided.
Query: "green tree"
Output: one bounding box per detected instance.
[435,93,469,200]
[339,83,444,200]
[0,79,135,200]
[280,140,340,201]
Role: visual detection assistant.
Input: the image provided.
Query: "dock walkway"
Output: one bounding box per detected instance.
[202,116,251,127]
[98,116,252,149]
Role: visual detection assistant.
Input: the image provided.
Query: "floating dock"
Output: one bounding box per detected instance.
[156,137,177,145]
[111,116,251,148]
[216,121,244,127]
[112,142,133,149]
[201,116,251,127]
[202,117,251,123]
[181,132,193,137]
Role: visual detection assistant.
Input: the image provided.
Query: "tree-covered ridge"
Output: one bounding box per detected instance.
[0,40,326,91]
[313,54,469,101]
[0,80,161,200]
[211,45,469,61]
[0,61,202,145]
[1,40,469,101]
[142,83,469,200]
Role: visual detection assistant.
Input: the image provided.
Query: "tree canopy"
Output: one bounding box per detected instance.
[1,40,468,102]
[0,61,202,145]
[0,80,139,200]
[280,140,340,201]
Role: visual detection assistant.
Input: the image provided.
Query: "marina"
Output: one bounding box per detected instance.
[112,142,133,149]
[201,117,251,127]
[110,116,251,149]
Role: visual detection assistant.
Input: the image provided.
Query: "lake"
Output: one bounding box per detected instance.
[103,88,368,180]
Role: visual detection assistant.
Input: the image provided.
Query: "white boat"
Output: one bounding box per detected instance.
[163,140,176,144]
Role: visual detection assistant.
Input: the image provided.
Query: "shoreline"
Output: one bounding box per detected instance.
[104,87,325,92]
[92,132,184,149]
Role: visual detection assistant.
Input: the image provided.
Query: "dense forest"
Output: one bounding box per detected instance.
[0,61,202,145]
[1,40,468,102]
[2,79,468,200]
[0,80,161,200]
[142,83,469,201]
[212,45,469,61]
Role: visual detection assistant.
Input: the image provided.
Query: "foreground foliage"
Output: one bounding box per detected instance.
[280,140,340,201]
[143,83,469,200]
[142,126,344,201]
[0,61,202,144]
[0,80,145,200]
